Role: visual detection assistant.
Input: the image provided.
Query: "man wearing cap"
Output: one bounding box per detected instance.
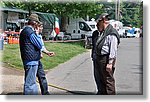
[91,13,120,95]
[19,14,53,95]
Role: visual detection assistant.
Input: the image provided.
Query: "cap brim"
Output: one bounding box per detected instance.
[97,14,110,22]
[28,18,40,23]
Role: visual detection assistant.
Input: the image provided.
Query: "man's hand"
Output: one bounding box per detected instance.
[106,63,113,72]
[40,53,43,59]
[46,52,55,57]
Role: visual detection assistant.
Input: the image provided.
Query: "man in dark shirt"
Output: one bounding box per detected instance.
[91,13,120,95]
[20,14,54,95]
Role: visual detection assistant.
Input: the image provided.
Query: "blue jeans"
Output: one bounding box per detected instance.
[37,61,49,95]
[24,65,38,95]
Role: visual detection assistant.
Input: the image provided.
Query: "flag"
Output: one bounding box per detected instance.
[54,17,60,35]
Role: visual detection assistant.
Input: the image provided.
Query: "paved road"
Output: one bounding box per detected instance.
[46,38,143,95]
[46,49,96,95]
[0,38,142,95]
[115,38,142,95]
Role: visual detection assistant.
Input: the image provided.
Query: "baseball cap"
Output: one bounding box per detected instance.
[28,13,40,23]
[96,13,110,22]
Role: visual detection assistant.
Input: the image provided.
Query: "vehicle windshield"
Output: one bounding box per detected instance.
[79,22,92,31]
[90,25,96,29]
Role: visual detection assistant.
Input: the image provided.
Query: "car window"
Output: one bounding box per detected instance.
[79,22,91,31]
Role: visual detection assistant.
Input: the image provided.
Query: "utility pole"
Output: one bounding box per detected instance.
[115,0,120,21]
[115,0,118,20]
[118,0,120,21]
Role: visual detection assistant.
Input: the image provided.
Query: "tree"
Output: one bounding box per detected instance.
[2,1,103,31]
[139,1,143,27]
[46,2,103,31]
[100,1,142,28]
[119,1,142,28]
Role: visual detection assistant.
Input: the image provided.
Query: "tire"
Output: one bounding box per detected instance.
[81,34,85,39]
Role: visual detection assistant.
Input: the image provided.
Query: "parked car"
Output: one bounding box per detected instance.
[118,26,131,38]
[57,32,71,40]
[134,28,141,38]
[118,28,126,38]
[65,18,95,39]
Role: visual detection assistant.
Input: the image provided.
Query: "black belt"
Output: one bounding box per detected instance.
[98,54,109,57]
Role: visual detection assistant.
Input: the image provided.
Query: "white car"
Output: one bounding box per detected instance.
[118,26,131,38]
[134,28,141,38]
[126,27,141,38]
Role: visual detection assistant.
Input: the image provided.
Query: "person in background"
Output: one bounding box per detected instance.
[36,22,55,95]
[91,29,100,90]
[91,13,120,95]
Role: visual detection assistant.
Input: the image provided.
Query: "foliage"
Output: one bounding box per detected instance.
[1,0,143,28]
[119,1,142,28]
[100,1,142,28]
[139,1,143,27]
[2,1,103,19]
[1,1,103,31]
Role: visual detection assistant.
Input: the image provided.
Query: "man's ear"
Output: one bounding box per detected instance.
[103,18,107,23]
[102,19,105,23]
[103,19,106,23]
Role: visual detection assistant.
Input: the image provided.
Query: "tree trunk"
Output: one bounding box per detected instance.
[60,16,68,32]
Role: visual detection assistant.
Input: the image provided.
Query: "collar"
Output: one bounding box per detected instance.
[27,25,35,31]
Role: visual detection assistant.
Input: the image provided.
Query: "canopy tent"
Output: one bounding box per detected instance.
[0,7,59,40]
[35,12,60,39]
[0,7,57,25]
[36,12,56,25]
[0,7,29,13]
[36,12,60,35]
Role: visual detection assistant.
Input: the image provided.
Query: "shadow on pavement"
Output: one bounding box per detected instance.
[2,91,96,95]
[1,92,23,95]
[68,91,96,95]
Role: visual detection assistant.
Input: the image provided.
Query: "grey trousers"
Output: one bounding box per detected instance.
[93,55,116,95]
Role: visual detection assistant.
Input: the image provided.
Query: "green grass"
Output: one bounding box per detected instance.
[2,41,87,70]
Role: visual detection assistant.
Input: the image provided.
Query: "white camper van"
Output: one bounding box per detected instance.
[109,20,124,37]
[86,18,97,32]
[65,18,96,39]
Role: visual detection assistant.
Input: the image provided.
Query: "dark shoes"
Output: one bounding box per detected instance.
[96,91,101,95]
